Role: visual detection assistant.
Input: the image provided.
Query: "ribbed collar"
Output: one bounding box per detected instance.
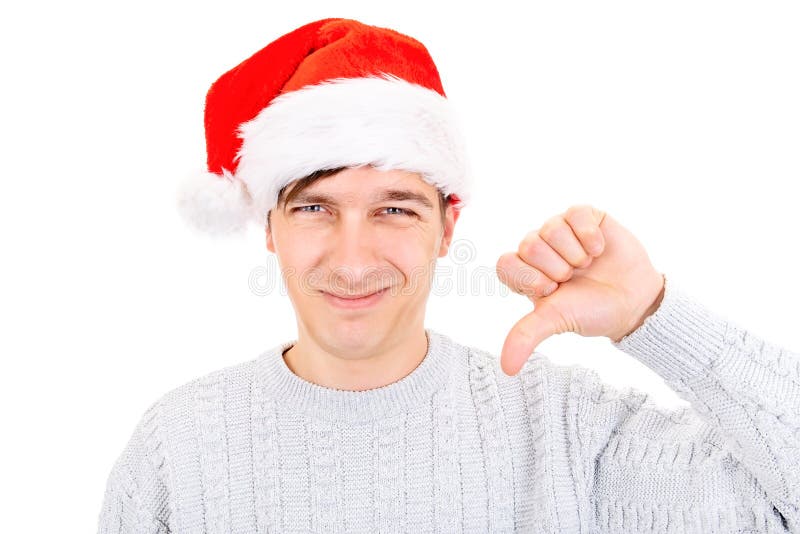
[256,328,454,423]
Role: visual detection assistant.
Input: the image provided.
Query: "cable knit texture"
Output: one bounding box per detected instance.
[97,276,800,533]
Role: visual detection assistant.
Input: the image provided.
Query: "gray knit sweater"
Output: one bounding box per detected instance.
[97,276,800,533]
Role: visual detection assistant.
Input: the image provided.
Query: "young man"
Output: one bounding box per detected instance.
[98,18,799,533]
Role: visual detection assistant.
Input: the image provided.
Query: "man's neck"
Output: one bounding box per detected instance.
[282,328,429,392]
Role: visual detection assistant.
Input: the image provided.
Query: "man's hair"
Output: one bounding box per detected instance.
[267,167,449,228]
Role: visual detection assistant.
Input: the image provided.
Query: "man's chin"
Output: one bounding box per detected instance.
[316,320,388,353]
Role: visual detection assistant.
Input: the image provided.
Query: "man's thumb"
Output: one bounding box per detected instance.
[500,306,560,376]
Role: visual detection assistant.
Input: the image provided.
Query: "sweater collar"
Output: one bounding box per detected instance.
[256,328,454,423]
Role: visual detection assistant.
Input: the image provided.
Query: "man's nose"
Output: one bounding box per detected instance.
[326,219,383,288]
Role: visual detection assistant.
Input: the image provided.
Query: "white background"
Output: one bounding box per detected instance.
[2,1,799,531]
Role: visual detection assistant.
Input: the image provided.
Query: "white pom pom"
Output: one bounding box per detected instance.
[175,170,259,236]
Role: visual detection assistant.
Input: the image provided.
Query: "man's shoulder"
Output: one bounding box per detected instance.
[144,350,270,418]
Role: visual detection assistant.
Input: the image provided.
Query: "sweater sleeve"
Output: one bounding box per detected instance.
[567,275,799,533]
[97,402,171,534]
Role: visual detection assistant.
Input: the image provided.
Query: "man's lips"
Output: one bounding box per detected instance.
[324,288,386,299]
[321,287,389,309]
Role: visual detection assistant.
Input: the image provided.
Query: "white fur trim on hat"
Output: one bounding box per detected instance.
[235,73,471,222]
[175,169,259,236]
[176,73,471,236]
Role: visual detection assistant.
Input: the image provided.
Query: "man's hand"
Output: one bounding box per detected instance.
[496,204,665,376]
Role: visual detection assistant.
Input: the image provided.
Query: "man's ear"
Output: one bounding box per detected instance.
[437,202,461,258]
[266,214,276,253]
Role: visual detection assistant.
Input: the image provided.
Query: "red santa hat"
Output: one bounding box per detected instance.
[176,17,472,236]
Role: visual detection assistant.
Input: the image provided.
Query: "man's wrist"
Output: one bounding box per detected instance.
[610,273,666,343]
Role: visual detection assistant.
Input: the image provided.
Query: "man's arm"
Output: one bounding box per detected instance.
[569,275,799,532]
[97,403,170,534]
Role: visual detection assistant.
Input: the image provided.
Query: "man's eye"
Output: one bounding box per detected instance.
[291,205,415,217]
[382,207,416,217]
[294,205,324,213]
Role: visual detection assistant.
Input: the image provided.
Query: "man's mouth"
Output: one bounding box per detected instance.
[327,289,384,299]
[322,287,389,309]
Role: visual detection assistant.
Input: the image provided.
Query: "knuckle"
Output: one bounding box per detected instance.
[496,251,513,269]
[576,254,593,268]
[592,205,606,220]
[518,233,542,258]
[538,217,564,241]
[495,253,516,279]
[565,203,592,218]
[581,223,599,235]
[553,265,573,282]
[565,204,601,227]
[514,267,540,288]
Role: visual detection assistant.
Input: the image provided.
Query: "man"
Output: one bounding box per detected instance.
[98,18,799,533]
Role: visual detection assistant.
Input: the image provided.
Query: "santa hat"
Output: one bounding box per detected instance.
[175,17,472,236]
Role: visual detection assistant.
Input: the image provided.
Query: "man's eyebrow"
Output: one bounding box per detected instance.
[287,189,435,210]
[373,189,434,210]
[285,192,339,206]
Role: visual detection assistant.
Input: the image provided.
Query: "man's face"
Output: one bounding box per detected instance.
[266,166,459,357]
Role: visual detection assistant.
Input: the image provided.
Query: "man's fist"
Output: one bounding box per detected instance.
[496,204,665,376]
